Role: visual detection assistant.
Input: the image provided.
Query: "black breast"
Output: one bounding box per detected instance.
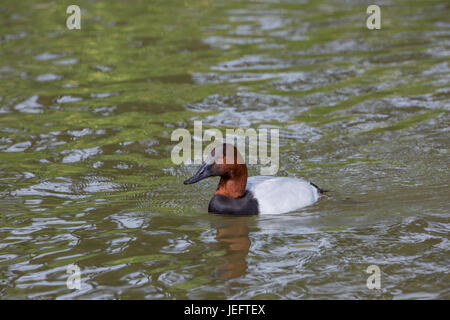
[208,191,259,215]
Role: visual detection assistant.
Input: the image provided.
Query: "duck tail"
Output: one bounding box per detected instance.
[310,182,328,194]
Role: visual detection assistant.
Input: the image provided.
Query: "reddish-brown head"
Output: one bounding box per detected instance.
[183,143,248,198]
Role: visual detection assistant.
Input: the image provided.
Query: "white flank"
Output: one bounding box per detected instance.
[246,176,320,215]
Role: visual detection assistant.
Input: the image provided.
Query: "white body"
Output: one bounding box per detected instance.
[246,176,320,215]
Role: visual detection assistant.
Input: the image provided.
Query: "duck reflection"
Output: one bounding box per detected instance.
[212,217,252,280]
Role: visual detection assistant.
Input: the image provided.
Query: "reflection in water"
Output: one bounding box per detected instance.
[212,218,252,280]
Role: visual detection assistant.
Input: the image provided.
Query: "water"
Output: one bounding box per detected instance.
[0,0,449,299]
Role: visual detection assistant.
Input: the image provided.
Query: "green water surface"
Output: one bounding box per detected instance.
[0,0,449,299]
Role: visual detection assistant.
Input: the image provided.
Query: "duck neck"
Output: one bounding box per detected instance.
[215,166,247,198]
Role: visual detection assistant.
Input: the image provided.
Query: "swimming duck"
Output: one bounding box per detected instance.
[184,143,324,215]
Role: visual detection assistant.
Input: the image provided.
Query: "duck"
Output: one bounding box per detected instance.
[183,143,325,215]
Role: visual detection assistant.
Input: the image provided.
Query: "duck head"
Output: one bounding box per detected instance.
[183,143,248,198]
